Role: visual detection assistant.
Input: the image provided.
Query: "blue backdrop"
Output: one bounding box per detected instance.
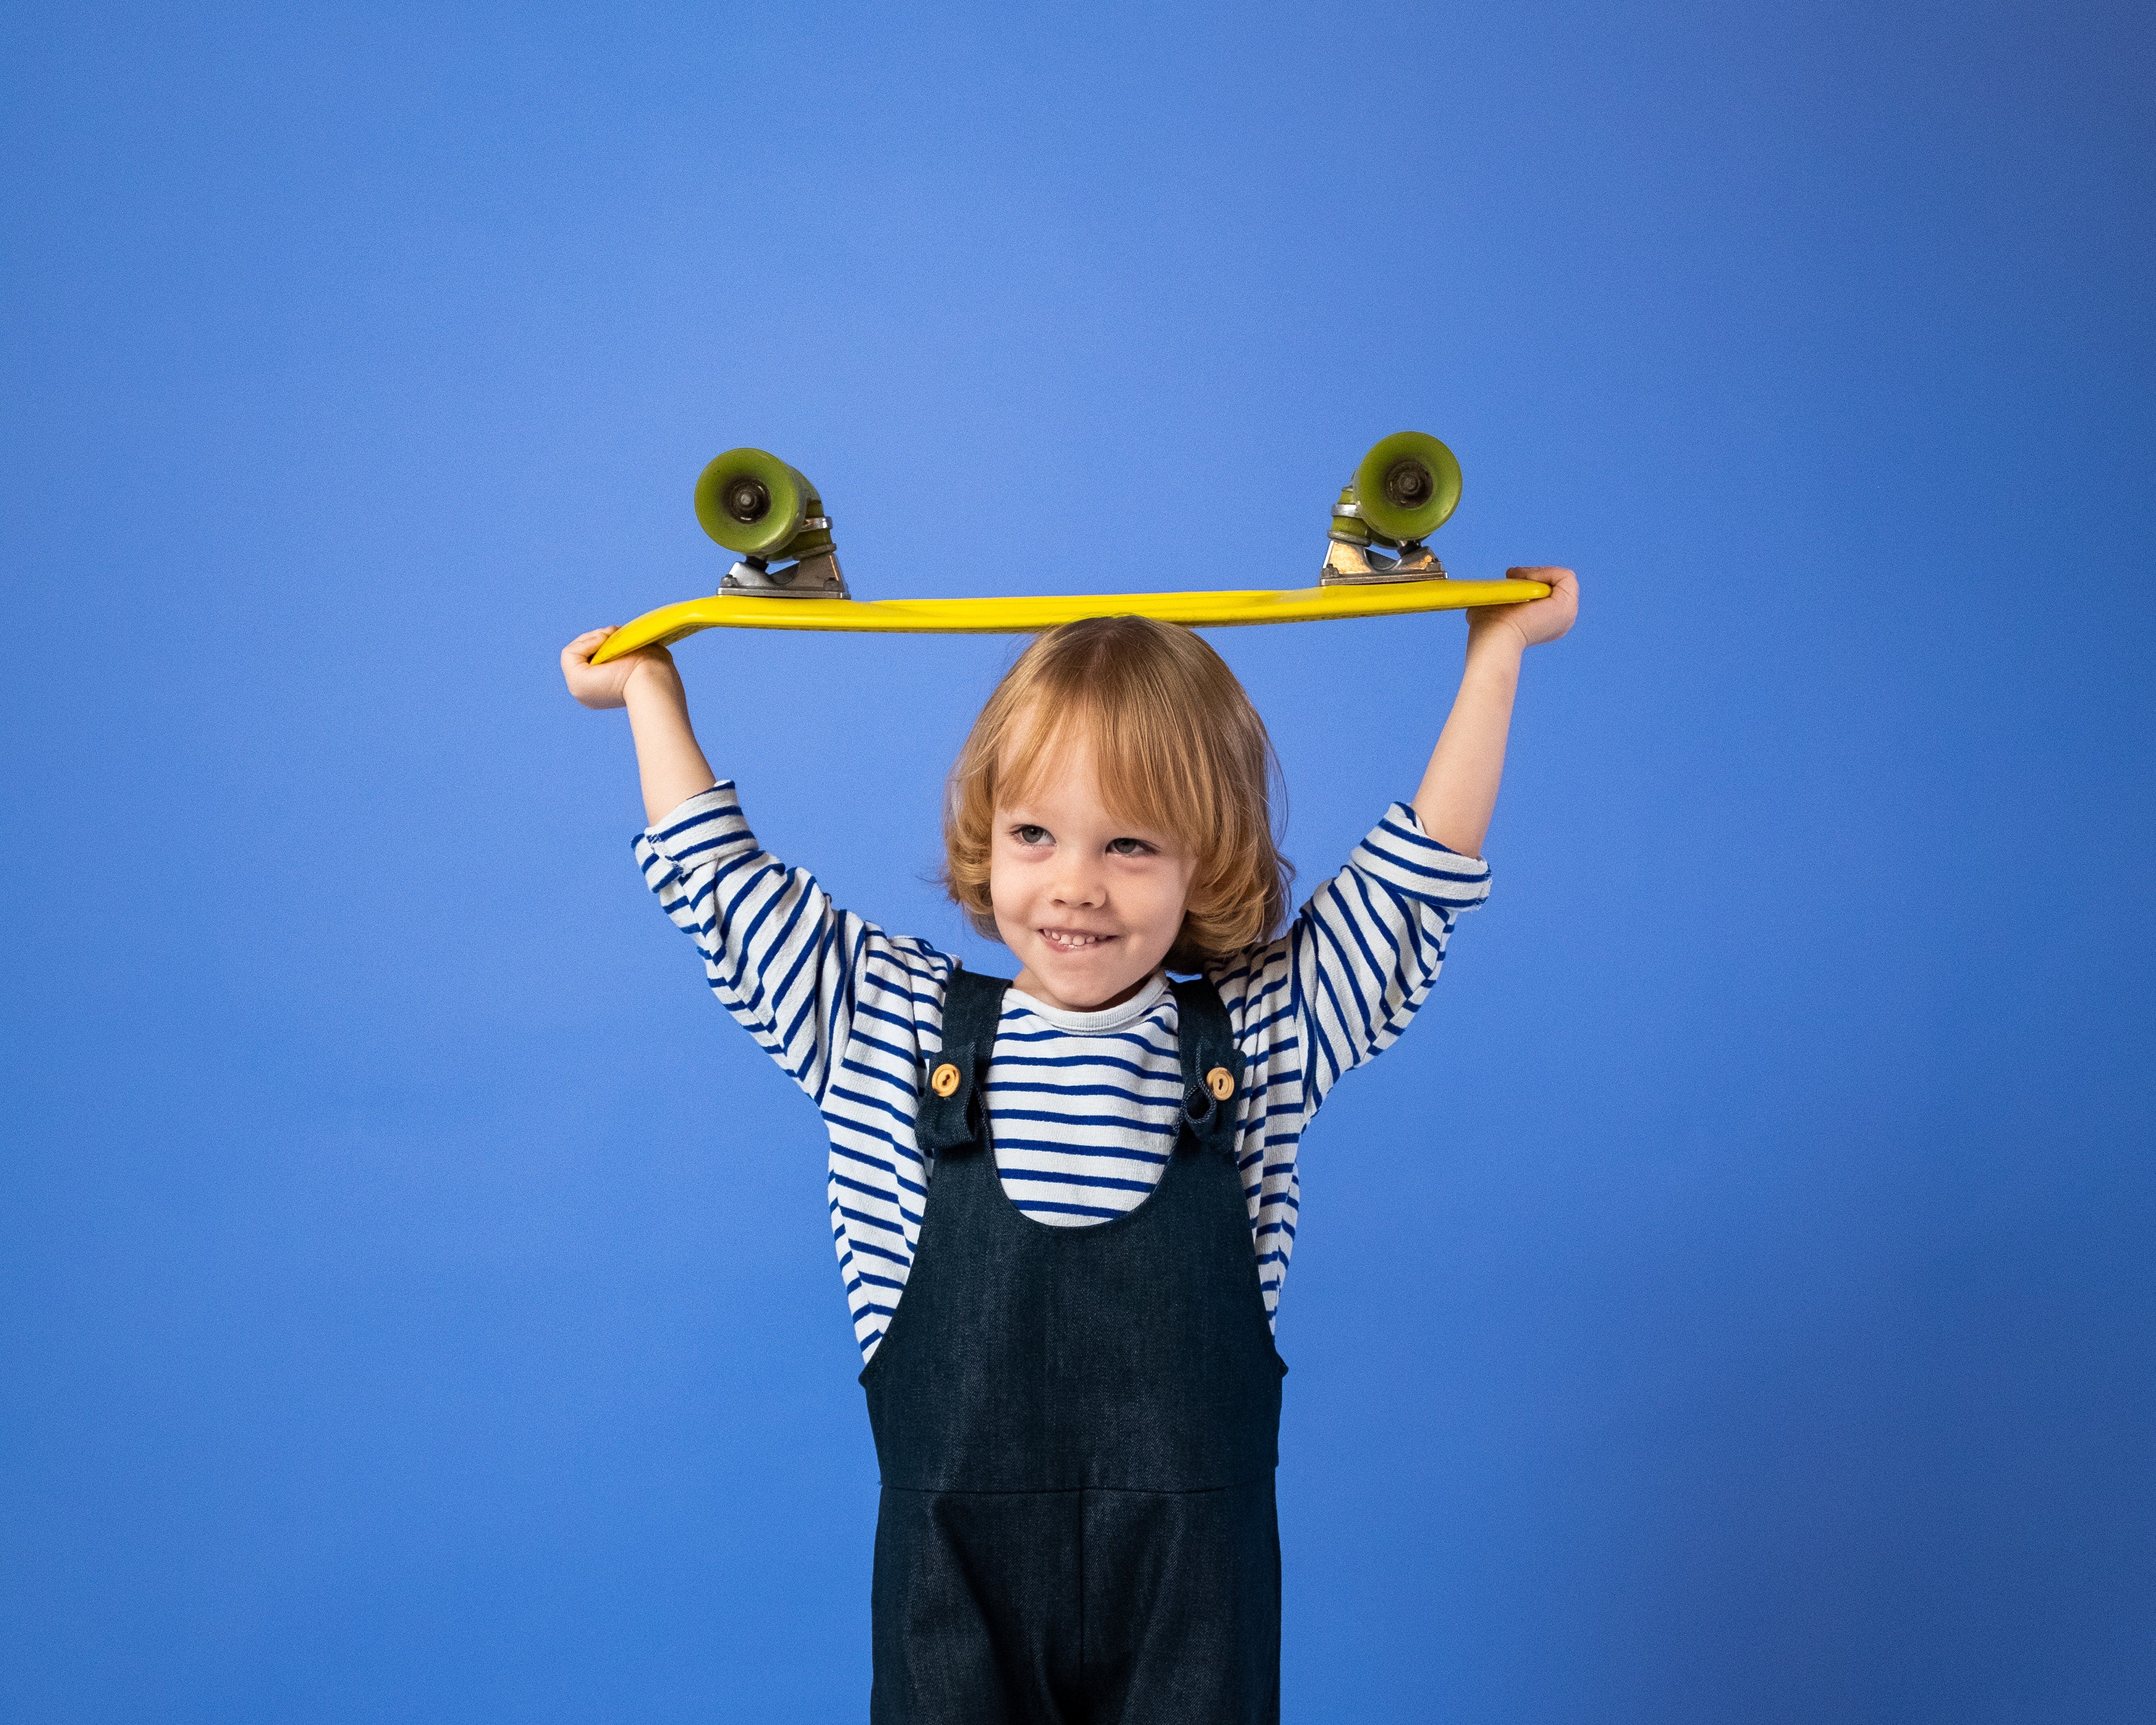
[4,3,2150,1720]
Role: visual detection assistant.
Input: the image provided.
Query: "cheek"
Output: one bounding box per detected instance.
[1137,864,1197,935]
[986,850,1028,924]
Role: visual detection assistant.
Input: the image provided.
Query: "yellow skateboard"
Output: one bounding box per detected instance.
[590,433,1549,664]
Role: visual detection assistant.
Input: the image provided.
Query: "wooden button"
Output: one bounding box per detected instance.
[1206,1067,1234,1101]
[930,1062,961,1098]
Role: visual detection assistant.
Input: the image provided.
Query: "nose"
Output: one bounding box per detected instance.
[1049,856,1105,910]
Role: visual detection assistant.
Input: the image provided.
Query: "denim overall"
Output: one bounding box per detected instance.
[859,969,1288,1724]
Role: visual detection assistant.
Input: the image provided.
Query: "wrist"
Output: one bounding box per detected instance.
[621,653,687,708]
[1463,617,1526,675]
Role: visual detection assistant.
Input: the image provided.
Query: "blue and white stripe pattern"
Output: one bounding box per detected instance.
[634,783,1489,1362]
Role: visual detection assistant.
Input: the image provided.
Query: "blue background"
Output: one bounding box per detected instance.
[5,3,2151,1719]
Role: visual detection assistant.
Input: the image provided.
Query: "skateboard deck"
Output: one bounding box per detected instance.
[589,577,1550,662]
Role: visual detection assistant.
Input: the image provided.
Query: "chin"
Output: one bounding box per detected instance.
[1040,956,1157,1004]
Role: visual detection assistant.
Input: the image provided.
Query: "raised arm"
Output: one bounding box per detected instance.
[561,628,718,824]
[1411,567,1579,857]
[561,625,955,1128]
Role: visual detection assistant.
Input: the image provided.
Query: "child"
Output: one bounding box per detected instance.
[561,568,1578,1724]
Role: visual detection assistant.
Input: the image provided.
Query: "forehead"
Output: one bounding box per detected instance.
[994,703,1169,827]
[987,690,1199,846]
[996,716,1100,809]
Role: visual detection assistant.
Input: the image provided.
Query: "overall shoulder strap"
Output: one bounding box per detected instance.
[1170,974,1245,1154]
[917,967,1012,1155]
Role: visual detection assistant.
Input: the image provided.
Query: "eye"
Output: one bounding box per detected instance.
[1011,824,1051,846]
[1105,836,1156,857]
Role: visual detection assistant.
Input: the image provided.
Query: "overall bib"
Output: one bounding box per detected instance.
[860,970,1288,1724]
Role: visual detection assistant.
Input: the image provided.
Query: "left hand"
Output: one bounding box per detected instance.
[1467,566,1579,652]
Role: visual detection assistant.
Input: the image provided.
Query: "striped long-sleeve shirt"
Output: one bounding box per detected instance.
[634,783,1489,1362]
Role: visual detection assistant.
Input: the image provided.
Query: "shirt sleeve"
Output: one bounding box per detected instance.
[631,781,953,1106]
[1214,799,1490,1134]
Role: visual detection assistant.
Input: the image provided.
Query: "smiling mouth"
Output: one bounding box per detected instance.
[1038,928,1116,953]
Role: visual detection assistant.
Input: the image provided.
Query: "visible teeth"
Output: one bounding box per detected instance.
[1046,931,1105,948]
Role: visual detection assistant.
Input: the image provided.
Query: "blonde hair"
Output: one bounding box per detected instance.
[942,616,1292,969]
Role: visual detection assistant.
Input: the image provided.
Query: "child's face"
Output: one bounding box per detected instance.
[990,732,1197,1014]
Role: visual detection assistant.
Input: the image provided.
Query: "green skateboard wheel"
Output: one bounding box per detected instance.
[694,448,813,558]
[1353,431,1462,543]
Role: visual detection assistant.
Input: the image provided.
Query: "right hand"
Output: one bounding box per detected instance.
[561,627,678,710]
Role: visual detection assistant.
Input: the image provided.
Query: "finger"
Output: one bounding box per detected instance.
[561,627,620,666]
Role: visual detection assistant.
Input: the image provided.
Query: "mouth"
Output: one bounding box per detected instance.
[1037,927,1118,954]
